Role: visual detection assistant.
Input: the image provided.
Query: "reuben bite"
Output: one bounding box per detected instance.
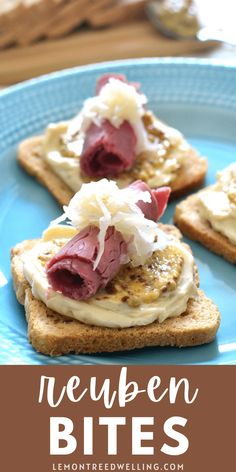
[11,179,220,356]
[174,163,236,264]
[18,73,207,206]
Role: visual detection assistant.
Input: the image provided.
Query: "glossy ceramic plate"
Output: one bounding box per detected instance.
[0,58,235,365]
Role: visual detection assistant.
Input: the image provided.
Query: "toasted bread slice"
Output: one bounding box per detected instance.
[46,0,88,39]
[18,136,74,206]
[18,136,207,207]
[11,225,220,356]
[174,193,236,264]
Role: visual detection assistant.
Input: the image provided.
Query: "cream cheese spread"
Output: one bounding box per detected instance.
[198,163,236,244]
[42,121,82,193]
[23,227,197,328]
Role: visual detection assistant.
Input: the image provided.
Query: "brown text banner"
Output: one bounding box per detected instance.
[0,366,235,472]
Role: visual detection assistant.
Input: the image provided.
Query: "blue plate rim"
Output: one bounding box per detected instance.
[1,57,236,365]
[1,57,236,100]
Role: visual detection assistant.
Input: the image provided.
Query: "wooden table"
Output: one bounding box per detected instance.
[0,16,235,87]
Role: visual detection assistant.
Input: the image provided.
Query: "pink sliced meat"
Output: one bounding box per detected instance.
[46,181,170,301]
[80,119,137,177]
[47,226,127,300]
[80,73,140,178]
[152,186,171,220]
[129,181,170,222]
[96,73,127,95]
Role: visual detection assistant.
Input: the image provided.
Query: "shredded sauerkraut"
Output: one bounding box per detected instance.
[51,179,169,269]
[66,78,156,155]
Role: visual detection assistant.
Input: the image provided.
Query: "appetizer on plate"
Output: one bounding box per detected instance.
[18,73,207,206]
[174,163,236,264]
[11,179,220,356]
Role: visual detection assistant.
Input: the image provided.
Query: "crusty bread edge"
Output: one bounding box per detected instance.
[18,136,74,207]
[174,193,236,264]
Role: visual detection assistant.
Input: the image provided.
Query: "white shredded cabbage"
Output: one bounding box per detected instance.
[82,78,147,128]
[66,78,155,154]
[51,179,168,269]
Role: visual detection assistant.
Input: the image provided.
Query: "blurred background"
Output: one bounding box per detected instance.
[0,0,236,86]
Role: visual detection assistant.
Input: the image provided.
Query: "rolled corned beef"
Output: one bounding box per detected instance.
[80,73,139,178]
[80,120,137,178]
[46,225,127,301]
[46,182,170,301]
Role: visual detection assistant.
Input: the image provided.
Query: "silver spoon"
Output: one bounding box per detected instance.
[146,0,236,47]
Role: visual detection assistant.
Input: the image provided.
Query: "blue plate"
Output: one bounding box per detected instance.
[0,58,235,365]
